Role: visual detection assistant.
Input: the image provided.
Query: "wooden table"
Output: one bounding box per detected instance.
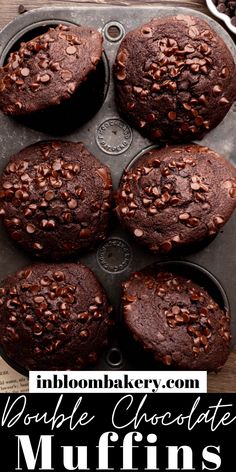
[0,0,235,393]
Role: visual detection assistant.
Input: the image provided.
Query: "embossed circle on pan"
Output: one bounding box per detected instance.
[97,238,132,273]
[96,118,132,155]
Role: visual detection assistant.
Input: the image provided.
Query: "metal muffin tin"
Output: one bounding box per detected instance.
[0,5,236,373]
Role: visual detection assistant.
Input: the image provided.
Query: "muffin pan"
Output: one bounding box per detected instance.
[0,4,236,372]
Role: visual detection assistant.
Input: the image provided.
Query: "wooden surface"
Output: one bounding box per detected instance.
[0,0,208,31]
[0,0,235,392]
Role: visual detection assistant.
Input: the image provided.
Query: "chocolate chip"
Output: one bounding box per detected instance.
[219,97,230,104]
[229,188,236,198]
[134,228,143,237]
[61,70,73,82]
[80,228,92,238]
[162,354,172,366]
[34,296,45,304]
[53,271,65,281]
[26,223,36,234]
[67,199,78,209]
[66,46,77,55]
[213,85,223,96]
[45,190,55,201]
[29,82,41,91]
[160,241,172,253]
[168,111,176,121]
[179,212,190,221]
[188,217,200,227]
[214,216,224,226]
[21,68,30,77]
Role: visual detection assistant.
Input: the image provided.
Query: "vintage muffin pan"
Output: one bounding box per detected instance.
[0,5,236,372]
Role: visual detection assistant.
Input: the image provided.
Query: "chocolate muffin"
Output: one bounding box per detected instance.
[0,262,113,370]
[114,15,236,142]
[116,144,236,253]
[0,141,113,259]
[122,269,231,371]
[0,23,103,116]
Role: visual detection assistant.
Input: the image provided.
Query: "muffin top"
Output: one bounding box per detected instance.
[114,15,236,142]
[122,269,230,371]
[0,141,112,259]
[116,144,236,253]
[0,24,103,115]
[0,263,113,370]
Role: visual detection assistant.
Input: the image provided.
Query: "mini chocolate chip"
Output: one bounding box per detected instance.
[45,190,55,201]
[66,45,77,55]
[26,223,36,234]
[213,85,222,96]
[79,329,89,339]
[77,312,89,322]
[21,68,30,77]
[153,129,162,138]
[188,217,200,227]
[30,82,41,91]
[160,241,172,253]
[63,212,73,223]
[53,271,65,281]
[40,74,51,83]
[33,242,43,250]
[172,306,180,315]
[220,67,229,78]
[134,228,143,237]
[40,277,50,286]
[179,212,190,221]
[80,228,92,238]
[162,355,172,366]
[34,296,45,304]
[214,216,224,226]
[3,182,13,189]
[67,199,78,209]
[168,111,176,121]
[229,188,236,198]
[172,234,182,243]
[219,97,230,105]
[190,182,200,190]
[61,70,73,82]
[148,206,158,215]
[200,183,209,192]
